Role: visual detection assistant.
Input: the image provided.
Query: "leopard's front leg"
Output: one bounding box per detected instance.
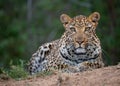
[77,59,104,72]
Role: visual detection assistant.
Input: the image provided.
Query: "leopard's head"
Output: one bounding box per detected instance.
[60,12,100,49]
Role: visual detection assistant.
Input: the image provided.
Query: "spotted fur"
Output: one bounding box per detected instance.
[27,12,104,74]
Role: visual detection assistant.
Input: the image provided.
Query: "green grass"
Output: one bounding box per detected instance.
[35,70,54,77]
[0,59,29,80]
[0,59,54,80]
[8,65,29,80]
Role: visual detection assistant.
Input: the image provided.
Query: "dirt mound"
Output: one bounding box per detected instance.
[0,65,120,86]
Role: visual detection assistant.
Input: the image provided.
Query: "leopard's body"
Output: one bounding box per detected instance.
[27,12,104,74]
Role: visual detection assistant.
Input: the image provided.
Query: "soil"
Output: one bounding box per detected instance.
[0,65,120,86]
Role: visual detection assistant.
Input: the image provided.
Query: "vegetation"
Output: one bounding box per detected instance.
[0,0,120,79]
[0,59,53,80]
[0,60,29,80]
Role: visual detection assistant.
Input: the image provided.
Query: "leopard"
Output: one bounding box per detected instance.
[27,12,104,75]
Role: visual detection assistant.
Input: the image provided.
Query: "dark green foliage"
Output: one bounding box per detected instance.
[0,0,120,71]
[0,0,26,67]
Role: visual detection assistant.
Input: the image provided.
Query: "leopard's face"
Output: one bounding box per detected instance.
[60,12,101,63]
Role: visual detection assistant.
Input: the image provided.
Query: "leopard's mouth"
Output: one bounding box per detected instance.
[74,48,86,55]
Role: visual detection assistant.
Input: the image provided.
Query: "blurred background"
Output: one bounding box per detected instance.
[0,0,120,68]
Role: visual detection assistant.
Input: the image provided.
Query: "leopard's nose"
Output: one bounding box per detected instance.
[75,37,87,48]
[76,40,84,45]
[74,39,84,48]
[75,37,84,44]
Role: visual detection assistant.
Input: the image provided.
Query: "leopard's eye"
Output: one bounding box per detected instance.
[70,27,76,32]
[92,20,96,23]
[86,22,92,28]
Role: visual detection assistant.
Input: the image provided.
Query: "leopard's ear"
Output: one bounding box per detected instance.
[60,14,72,24]
[88,12,100,23]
